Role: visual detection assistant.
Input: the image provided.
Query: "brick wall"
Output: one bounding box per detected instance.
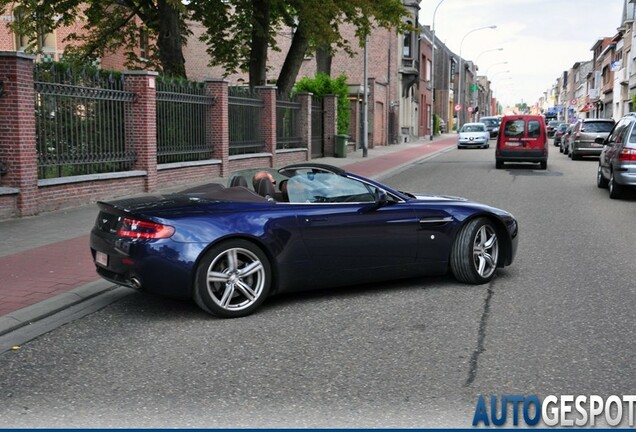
[0,52,332,220]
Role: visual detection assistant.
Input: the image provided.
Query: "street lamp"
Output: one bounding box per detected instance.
[484,61,508,75]
[457,24,496,129]
[475,47,503,65]
[489,70,510,79]
[429,0,447,141]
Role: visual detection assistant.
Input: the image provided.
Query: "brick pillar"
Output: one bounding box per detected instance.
[256,85,276,167]
[205,79,229,176]
[296,92,311,160]
[323,94,338,157]
[123,71,158,192]
[0,52,38,216]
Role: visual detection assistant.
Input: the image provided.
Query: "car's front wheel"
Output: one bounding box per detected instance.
[450,218,499,284]
[194,240,271,318]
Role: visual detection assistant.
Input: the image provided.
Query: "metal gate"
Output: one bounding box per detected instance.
[311,98,324,158]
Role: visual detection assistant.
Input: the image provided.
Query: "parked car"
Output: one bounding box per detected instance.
[561,123,577,154]
[553,123,569,147]
[458,122,490,148]
[90,163,519,318]
[596,114,636,198]
[496,115,548,169]
[439,119,447,133]
[546,120,561,137]
[569,118,615,160]
[479,116,501,138]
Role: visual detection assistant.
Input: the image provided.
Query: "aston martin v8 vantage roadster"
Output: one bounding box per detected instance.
[90,163,518,318]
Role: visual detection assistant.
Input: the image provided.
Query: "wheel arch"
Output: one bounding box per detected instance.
[452,213,513,268]
[188,234,281,297]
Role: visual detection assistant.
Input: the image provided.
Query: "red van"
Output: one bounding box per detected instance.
[495,115,548,170]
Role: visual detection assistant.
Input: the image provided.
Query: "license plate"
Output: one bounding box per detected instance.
[95,251,108,267]
[505,142,521,147]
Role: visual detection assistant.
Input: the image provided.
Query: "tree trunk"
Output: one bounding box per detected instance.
[276,25,309,98]
[316,46,332,76]
[249,0,270,87]
[156,0,187,78]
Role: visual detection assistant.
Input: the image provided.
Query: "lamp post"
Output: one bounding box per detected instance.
[457,24,496,129]
[429,0,447,140]
[484,61,508,75]
[475,47,503,65]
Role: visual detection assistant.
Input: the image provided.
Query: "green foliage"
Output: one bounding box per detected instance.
[631,93,636,110]
[0,0,190,77]
[294,73,350,135]
[433,114,440,135]
[190,0,411,80]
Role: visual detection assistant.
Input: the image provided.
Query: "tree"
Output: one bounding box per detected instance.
[191,0,412,96]
[0,0,190,77]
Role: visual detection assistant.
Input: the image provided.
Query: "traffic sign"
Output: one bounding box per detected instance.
[467,106,474,113]
[454,104,462,112]
[570,99,578,106]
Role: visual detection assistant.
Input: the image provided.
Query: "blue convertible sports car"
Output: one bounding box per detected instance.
[90,163,518,318]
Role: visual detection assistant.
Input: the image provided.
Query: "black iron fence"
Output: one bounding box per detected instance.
[276,96,302,149]
[228,86,265,155]
[34,63,136,179]
[156,77,215,164]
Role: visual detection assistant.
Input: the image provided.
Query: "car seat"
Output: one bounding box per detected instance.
[229,175,248,188]
[255,177,276,200]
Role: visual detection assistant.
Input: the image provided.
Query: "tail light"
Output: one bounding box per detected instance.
[117,217,175,239]
[618,148,636,162]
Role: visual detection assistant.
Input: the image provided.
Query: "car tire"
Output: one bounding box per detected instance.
[495,160,503,169]
[485,144,490,149]
[451,217,499,284]
[194,239,271,318]
[609,172,623,199]
[596,165,609,189]
[571,151,579,160]
[540,161,547,170]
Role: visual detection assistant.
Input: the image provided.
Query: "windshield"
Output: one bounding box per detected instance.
[582,121,614,133]
[461,124,486,132]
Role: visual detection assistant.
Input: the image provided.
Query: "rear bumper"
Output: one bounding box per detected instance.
[572,144,603,156]
[613,164,636,186]
[496,149,547,163]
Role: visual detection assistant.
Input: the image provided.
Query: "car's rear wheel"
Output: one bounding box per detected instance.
[609,171,623,199]
[194,240,271,318]
[596,165,609,189]
[539,161,547,170]
[495,160,503,169]
[450,218,499,284]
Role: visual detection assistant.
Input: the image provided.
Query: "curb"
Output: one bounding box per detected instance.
[0,280,119,337]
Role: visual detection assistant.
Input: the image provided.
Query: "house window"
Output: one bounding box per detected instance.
[13,8,56,54]
[403,31,412,58]
[426,59,432,81]
[140,28,149,61]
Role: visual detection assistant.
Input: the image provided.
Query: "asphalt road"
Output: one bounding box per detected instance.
[1,141,636,428]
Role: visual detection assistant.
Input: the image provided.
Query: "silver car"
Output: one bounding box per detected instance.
[458,122,490,149]
[596,114,636,199]
[569,118,615,160]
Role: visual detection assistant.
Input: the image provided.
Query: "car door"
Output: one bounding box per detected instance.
[286,173,419,271]
[601,120,628,177]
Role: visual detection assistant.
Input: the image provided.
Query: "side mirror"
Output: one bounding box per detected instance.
[375,189,389,206]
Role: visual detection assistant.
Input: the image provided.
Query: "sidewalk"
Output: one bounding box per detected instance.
[0,134,457,337]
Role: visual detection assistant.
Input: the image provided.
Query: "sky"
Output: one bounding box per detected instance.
[419,0,625,108]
